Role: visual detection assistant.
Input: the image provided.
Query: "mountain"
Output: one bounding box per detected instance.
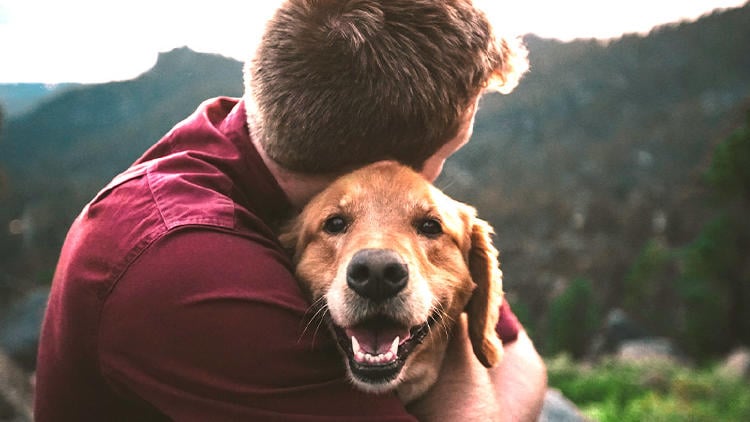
[1,47,243,180]
[438,4,750,329]
[0,47,244,289]
[0,84,79,118]
[1,5,750,356]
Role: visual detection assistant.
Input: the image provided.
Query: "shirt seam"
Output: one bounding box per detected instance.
[94,223,250,400]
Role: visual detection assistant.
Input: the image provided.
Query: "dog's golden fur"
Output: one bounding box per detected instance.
[281,161,504,402]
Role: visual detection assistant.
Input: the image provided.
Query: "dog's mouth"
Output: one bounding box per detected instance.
[331,316,432,385]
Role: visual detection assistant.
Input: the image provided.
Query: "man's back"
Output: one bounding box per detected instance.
[34,98,416,420]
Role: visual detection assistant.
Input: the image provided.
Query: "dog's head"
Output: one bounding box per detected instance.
[280,161,503,400]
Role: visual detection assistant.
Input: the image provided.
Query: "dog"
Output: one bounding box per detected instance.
[280,161,504,403]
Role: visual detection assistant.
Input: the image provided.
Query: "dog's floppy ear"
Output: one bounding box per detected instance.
[278,216,306,263]
[466,217,504,368]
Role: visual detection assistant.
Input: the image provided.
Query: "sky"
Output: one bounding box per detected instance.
[0,0,746,84]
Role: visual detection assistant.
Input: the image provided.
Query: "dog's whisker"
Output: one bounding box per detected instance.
[300,307,330,349]
[299,300,325,334]
[313,304,328,336]
[302,304,328,336]
[298,298,330,346]
[430,303,453,339]
[299,296,326,321]
[282,162,504,400]
[426,313,439,339]
[310,308,329,346]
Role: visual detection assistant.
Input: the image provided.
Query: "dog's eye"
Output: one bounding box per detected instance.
[323,215,348,234]
[417,218,443,237]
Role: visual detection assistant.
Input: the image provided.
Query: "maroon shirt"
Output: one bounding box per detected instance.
[34,97,520,421]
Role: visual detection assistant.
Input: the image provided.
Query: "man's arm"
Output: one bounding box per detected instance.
[492,330,548,421]
[407,315,547,422]
[99,229,416,421]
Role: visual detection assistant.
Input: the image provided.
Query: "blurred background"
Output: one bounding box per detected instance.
[1,1,749,420]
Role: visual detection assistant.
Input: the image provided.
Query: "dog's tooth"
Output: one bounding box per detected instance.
[355,351,366,362]
[351,336,361,354]
[390,336,400,356]
[384,351,394,362]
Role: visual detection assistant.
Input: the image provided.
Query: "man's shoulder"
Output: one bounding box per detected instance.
[111,228,308,320]
[61,157,265,299]
[96,226,417,421]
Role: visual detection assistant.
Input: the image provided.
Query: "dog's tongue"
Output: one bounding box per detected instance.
[345,325,411,354]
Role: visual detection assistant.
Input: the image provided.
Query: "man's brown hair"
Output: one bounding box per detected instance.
[245,0,527,174]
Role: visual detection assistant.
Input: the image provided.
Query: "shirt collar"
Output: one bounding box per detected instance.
[221,99,295,229]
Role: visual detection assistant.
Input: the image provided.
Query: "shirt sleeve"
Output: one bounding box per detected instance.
[496,298,522,344]
[98,228,415,421]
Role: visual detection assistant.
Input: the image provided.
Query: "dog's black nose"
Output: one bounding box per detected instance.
[347,249,408,302]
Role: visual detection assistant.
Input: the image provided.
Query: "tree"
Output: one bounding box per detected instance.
[622,239,679,336]
[544,278,601,358]
[677,110,750,359]
[685,109,750,354]
[706,110,750,201]
[0,104,8,198]
[619,110,750,361]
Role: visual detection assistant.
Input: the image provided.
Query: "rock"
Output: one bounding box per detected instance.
[588,308,686,366]
[588,308,649,358]
[0,289,49,372]
[719,347,750,380]
[616,337,680,364]
[0,347,33,422]
[538,389,589,422]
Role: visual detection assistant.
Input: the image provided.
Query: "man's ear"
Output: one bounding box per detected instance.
[466,217,504,368]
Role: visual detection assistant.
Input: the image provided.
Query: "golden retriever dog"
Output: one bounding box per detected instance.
[281,161,504,402]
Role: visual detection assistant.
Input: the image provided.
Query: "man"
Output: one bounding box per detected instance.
[35,0,546,420]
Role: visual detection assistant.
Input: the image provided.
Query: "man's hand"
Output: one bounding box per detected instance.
[491,329,547,421]
[407,315,547,422]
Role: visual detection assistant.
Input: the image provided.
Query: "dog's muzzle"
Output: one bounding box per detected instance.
[346,248,408,302]
[326,247,434,387]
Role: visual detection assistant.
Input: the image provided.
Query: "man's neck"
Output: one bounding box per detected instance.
[250,135,336,211]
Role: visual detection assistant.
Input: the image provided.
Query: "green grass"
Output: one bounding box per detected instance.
[546,355,750,421]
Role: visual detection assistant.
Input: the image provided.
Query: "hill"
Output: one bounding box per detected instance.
[1,47,243,179]
[1,5,750,358]
[0,47,243,295]
[439,4,750,341]
[0,84,80,118]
